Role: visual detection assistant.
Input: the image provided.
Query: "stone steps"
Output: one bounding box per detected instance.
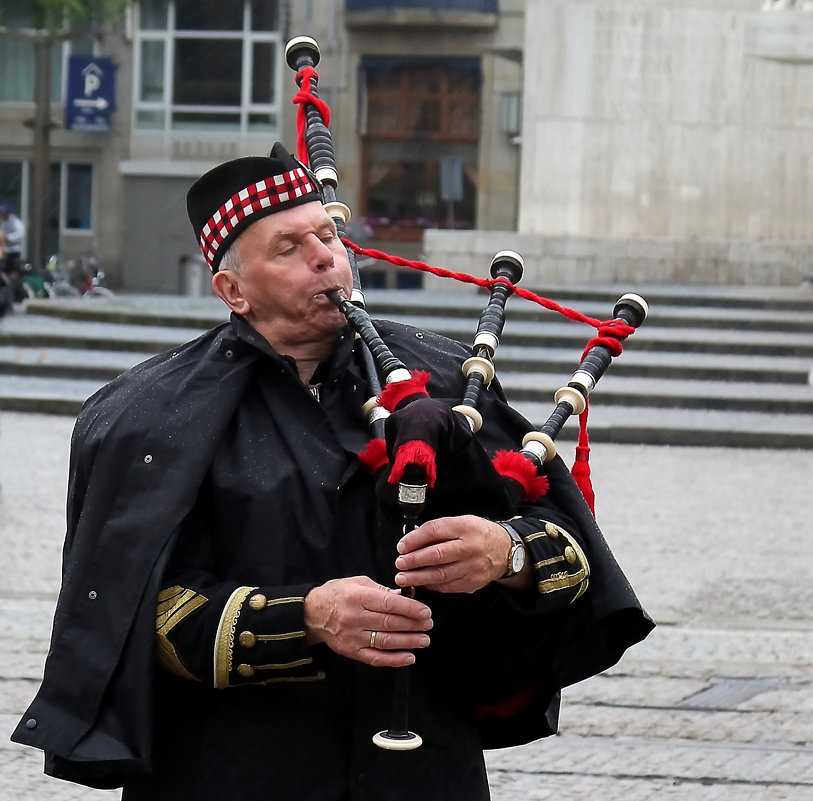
[1,285,812,448]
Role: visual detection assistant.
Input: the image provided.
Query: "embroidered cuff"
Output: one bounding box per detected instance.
[213,584,323,688]
[507,517,590,607]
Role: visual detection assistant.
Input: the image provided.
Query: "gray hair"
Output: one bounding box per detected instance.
[217,239,243,274]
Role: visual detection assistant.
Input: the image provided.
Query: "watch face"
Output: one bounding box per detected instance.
[511,545,525,573]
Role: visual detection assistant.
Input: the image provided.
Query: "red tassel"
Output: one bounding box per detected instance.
[492,450,549,502]
[388,441,438,487]
[358,438,388,475]
[571,402,595,516]
[378,370,431,412]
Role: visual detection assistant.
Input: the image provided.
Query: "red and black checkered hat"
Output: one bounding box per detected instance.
[187,142,322,272]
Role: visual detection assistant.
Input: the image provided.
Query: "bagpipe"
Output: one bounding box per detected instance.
[286,36,648,751]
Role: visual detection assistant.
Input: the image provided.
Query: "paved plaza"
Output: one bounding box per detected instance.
[1,411,811,800]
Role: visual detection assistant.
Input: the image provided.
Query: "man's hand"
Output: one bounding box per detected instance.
[394,515,528,594]
[303,576,433,667]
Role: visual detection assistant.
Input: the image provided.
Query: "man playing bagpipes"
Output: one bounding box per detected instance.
[12,140,653,799]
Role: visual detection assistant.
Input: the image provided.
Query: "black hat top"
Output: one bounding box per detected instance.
[187,142,322,272]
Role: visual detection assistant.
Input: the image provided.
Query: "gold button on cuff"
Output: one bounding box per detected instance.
[239,631,257,648]
[565,546,577,563]
[237,664,255,678]
[248,594,267,611]
[545,522,559,538]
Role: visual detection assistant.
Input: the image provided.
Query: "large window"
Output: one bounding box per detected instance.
[0,162,24,217]
[361,57,481,241]
[134,0,282,134]
[47,162,94,255]
[64,164,93,230]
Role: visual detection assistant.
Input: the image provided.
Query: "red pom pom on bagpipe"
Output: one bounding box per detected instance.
[377,370,431,413]
[491,450,550,503]
[358,438,389,475]
[388,441,438,488]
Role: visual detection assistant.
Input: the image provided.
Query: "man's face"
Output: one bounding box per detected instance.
[221,201,353,349]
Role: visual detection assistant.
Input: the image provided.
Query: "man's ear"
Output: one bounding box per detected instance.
[212,270,250,316]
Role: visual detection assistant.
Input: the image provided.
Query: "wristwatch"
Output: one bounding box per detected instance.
[498,522,526,579]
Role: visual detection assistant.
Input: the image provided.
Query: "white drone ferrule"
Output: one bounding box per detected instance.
[569,369,596,397]
[521,431,557,463]
[324,199,350,223]
[364,398,389,427]
[554,385,587,415]
[472,332,498,357]
[316,167,339,189]
[452,405,483,433]
[386,368,413,385]
[461,355,495,385]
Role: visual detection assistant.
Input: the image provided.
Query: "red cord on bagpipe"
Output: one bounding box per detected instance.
[339,240,638,516]
[293,67,331,164]
[292,65,640,515]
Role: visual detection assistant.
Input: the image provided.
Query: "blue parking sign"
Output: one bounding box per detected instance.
[65,55,117,132]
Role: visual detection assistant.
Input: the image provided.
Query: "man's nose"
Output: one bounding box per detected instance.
[305,234,335,269]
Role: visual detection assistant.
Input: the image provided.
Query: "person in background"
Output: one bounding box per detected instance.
[0,203,25,276]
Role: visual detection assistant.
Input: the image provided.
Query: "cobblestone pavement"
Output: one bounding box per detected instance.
[1,412,811,800]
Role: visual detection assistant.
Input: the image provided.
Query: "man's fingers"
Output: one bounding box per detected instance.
[364,650,417,668]
[305,576,436,665]
[366,631,431,652]
[397,518,448,555]
[358,631,430,667]
[394,563,461,589]
[395,540,464,571]
[361,585,432,620]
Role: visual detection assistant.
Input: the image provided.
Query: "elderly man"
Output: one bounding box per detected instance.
[13,144,652,800]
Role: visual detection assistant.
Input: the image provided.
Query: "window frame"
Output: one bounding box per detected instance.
[132,0,283,136]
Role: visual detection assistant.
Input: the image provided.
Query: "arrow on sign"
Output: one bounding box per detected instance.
[73,97,110,110]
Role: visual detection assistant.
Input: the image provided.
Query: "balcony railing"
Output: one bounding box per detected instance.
[346,0,498,12]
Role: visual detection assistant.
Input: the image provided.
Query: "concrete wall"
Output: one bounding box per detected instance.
[422,227,813,292]
[121,174,201,294]
[424,0,813,286]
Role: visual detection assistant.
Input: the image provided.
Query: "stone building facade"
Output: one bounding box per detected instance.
[425,0,813,287]
[1,0,810,291]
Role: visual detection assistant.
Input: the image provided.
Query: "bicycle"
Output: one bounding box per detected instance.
[44,253,114,299]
